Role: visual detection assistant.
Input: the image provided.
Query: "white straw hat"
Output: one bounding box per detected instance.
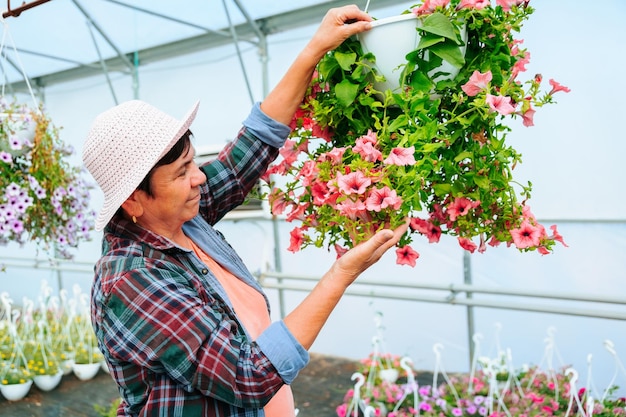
[82,100,199,231]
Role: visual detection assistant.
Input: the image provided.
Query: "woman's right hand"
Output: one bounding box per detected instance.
[329,220,410,289]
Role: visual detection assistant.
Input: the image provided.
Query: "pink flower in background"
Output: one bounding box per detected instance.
[462,70,492,96]
[396,245,420,267]
[337,171,372,195]
[383,146,416,166]
[486,94,516,115]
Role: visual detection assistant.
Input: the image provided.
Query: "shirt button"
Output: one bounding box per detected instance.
[201,268,209,275]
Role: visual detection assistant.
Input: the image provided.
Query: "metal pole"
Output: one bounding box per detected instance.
[463,251,475,368]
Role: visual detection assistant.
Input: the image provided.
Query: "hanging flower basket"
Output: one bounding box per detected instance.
[33,370,63,392]
[264,0,570,266]
[0,98,96,258]
[0,378,32,401]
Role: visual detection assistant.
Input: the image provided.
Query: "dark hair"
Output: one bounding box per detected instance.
[136,129,193,196]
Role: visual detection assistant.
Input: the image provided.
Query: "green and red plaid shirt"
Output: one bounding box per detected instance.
[91,104,309,417]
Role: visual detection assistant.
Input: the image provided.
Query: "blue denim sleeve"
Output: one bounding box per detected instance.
[256,320,309,384]
[242,102,291,149]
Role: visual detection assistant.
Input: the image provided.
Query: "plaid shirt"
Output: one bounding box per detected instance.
[91,104,308,417]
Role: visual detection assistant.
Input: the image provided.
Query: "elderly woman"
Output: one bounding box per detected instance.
[82,5,407,417]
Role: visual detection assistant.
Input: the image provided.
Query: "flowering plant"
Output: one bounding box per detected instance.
[0,364,32,385]
[336,356,626,416]
[264,0,569,266]
[0,98,96,259]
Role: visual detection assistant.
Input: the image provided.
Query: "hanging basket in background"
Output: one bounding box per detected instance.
[0,98,96,259]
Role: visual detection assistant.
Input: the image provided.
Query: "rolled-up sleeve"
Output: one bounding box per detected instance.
[255,321,309,384]
[242,102,291,149]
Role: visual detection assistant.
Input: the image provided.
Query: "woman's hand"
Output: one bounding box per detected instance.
[307,5,372,60]
[260,5,371,125]
[329,220,410,288]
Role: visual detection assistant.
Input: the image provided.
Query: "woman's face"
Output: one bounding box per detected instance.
[133,145,206,236]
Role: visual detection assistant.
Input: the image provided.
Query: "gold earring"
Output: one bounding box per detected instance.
[132,215,137,224]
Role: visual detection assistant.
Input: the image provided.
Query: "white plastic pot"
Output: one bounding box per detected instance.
[358,14,466,93]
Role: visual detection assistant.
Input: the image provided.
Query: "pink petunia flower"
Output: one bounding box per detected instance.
[486,94,516,115]
[497,0,526,12]
[365,186,403,212]
[287,227,306,252]
[383,146,416,166]
[461,70,492,96]
[336,198,368,220]
[337,171,372,195]
[334,244,348,259]
[447,197,480,221]
[457,0,491,10]
[396,245,420,267]
[548,79,571,95]
[458,237,477,253]
[412,0,450,15]
[549,225,568,247]
[353,137,382,162]
[510,220,542,249]
[410,217,441,243]
[521,105,536,127]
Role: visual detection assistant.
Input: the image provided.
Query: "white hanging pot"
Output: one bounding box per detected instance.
[378,368,399,383]
[0,379,33,401]
[358,13,466,93]
[33,371,63,392]
[72,362,101,381]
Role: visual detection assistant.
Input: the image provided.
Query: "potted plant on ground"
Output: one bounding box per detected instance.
[0,363,33,401]
[264,0,569,266]
[0,97,96,259]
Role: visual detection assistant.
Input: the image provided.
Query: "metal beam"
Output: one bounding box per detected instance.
[5,0,410,92]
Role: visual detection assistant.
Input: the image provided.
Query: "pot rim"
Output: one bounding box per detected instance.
[370,13,417,28]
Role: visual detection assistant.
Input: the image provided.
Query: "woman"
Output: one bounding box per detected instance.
[83,5,407,416]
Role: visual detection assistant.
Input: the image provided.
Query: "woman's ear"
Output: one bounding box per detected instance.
[120,191,144,219]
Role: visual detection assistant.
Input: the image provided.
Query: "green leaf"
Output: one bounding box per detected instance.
[409,70,432,92]
[454,151,473,163]
[433,183,452,196]
[335,51,357,71]
[421,12,458,41]
[417,34,446,50]
[474,175,491,189]
[429,41,465,68]
[334,79,360,107]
